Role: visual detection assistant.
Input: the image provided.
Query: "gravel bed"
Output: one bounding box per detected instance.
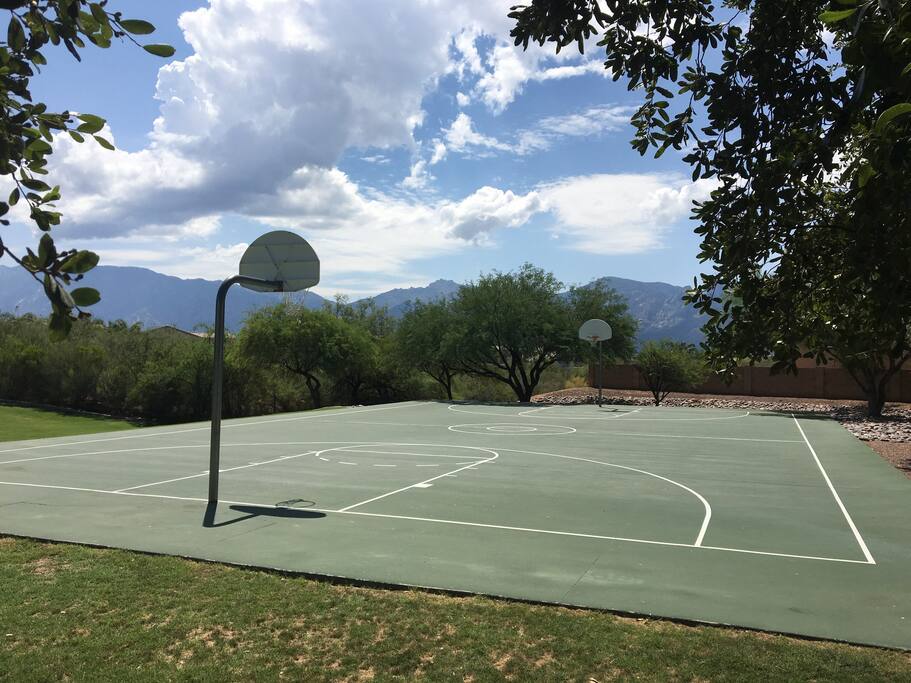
[532,388,911,443]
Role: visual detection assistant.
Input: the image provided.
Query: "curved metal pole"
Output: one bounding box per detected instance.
[209,275,280,505]
[598,341,603,408]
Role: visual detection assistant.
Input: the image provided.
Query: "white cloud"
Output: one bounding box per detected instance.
[10,0,643,291]
[443,112,511,154]
[402,160,433,190]
[429,140,448,165]
[243,168,541,272]
[474,42,606,113]
[515,105,633,154]
[435,104,632,160]
[540,174,715,254]
[439,186,541,241]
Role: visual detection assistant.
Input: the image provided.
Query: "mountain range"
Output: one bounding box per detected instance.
[0,265,704,343]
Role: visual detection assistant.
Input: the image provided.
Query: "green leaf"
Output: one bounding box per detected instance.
[68,130,85,143]
[7,17,25,52]
[858,163,874,188]
[26,139,53,155]
[90,3,109,26]
[874,103,911,133]
[93,135,115,151]
[76,114,105,134]
[119,19,156,35]
[8,188,19,206]
[70,287,101,307]
[37,233,55,268]
[42,185,61,203]
[48,311,73,342]
[819,8,857,24]
[143,44,176,58]
[59,250,100,274]
[20,177,51,192]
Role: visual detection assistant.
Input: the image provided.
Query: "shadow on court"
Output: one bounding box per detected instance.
[203,502,326,528]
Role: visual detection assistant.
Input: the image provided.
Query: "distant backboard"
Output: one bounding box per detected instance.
[579,318,612,343]
[239,230,320,293]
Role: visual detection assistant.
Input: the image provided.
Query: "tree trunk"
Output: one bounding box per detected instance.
[512,382,534,403]
[305,374,322,409]
[865,382,887,418]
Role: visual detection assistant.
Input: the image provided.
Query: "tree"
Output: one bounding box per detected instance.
[566,281,637,365]
[396,299,462,399]
[452,263,636,402]
[325,322,378,405]
[635,340,707,406]
[326,295,396,338]
[237,303,350,409]
[508,1,911,415]
[0,1,173,339]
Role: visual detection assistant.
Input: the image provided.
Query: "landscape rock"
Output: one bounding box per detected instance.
[532,388,911,443]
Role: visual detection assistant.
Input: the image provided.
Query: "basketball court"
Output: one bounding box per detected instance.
[1,400,909,649]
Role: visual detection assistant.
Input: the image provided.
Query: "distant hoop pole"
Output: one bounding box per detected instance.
[597,340,603,407]
[578,319,612,409]
[208,275,280,505]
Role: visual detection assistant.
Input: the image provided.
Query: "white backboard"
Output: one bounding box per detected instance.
[579,318,612,343]
[239,230,320,293]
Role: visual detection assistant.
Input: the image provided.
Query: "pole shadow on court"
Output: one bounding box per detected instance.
[203,502,326,528]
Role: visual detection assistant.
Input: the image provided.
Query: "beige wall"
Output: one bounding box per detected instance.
[590,364,911,402]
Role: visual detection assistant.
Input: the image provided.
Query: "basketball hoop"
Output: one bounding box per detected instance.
[209,231,320,506]
[578,319,612,407]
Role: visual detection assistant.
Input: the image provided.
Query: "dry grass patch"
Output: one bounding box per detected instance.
[28,556,67,577]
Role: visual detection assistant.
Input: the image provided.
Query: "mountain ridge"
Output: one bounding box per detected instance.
[0,265,704,343]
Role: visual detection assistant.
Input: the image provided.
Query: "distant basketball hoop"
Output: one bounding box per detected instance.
[208,231,320,506]
[579,319,612,407]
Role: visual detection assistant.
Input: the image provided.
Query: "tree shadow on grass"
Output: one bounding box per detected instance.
[203,501,325,528]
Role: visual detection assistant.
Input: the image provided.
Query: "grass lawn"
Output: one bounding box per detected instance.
[0,405,137,442]
[1,407,910,680]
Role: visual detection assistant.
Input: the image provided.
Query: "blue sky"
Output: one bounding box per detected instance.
[6,0,713,297]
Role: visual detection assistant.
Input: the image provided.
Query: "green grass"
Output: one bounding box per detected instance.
[0,405,137,442]
[1,404,910,680]
[1,538,910,682]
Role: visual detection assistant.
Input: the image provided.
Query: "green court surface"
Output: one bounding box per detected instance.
[1,401,909,649]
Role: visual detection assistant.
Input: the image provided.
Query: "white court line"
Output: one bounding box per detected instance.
[335,449,499,512]
[0,444,208,467]
[5,437,710,545]
[516,406,555,416]
[342,421,803,444]
[324,449,484,460]
[115,451,317,492]
[517,406,641,420]
[604,432,802,444]
[0,481,872,564]
[448,423,577,436]
[499,446,711,547]
[0,402,423,455]
[611,407,643,419]
[113,441,487,492]
[792,415,876,565]
[448,404,751,422]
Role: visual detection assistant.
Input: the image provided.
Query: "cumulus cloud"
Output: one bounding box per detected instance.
[436,104,633,160]
[443,113,511,155]
[540,174,715,254]
[14,0,653,289]
[246,168,542,271]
